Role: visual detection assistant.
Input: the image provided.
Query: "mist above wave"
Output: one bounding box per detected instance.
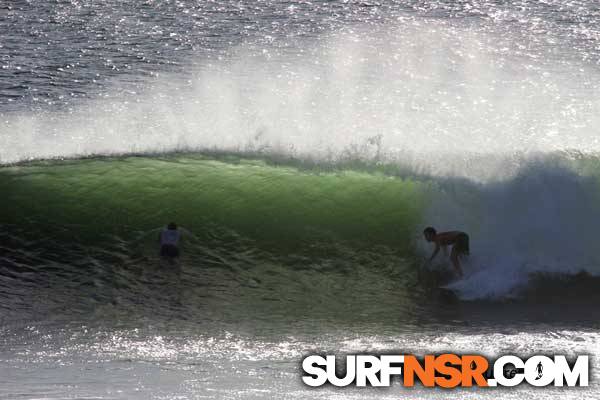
[2,19,599,182]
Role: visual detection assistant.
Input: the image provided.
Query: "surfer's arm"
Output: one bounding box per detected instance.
[180,227,201,243]
[128,227,162,246]
[428,243,440,262]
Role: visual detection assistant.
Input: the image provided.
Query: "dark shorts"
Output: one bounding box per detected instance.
[454,233,470,255]
[160,244,180,258]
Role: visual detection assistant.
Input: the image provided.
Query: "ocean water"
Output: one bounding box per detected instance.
[2,1,600,399]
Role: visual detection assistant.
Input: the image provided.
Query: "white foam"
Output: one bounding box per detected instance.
[426,163,600,299]
[2,20,600,182]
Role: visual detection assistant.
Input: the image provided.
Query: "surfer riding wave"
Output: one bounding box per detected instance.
[423,227,470,278]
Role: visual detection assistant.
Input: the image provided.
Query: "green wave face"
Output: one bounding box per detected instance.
[6,152,600,314]
[1,154,428,250]
[1,154,436,325]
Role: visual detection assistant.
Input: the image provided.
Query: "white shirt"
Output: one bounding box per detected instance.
[160,229,180,246]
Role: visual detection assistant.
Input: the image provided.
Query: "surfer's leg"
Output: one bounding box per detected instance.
[160,244,180,258]
[450,248,464,278]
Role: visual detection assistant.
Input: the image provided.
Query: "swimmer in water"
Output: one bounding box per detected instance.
[159,222,181,258]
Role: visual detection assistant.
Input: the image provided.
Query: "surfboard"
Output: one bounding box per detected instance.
[418,266,455,287]
[417,266,460,302]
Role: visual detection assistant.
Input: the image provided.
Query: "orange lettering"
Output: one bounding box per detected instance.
[403,355,435,387]
[461,355,489,387]
[434,354,462,388]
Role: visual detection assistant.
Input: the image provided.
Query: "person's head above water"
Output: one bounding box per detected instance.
[423,226,436,241]
[167,222,177,230]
